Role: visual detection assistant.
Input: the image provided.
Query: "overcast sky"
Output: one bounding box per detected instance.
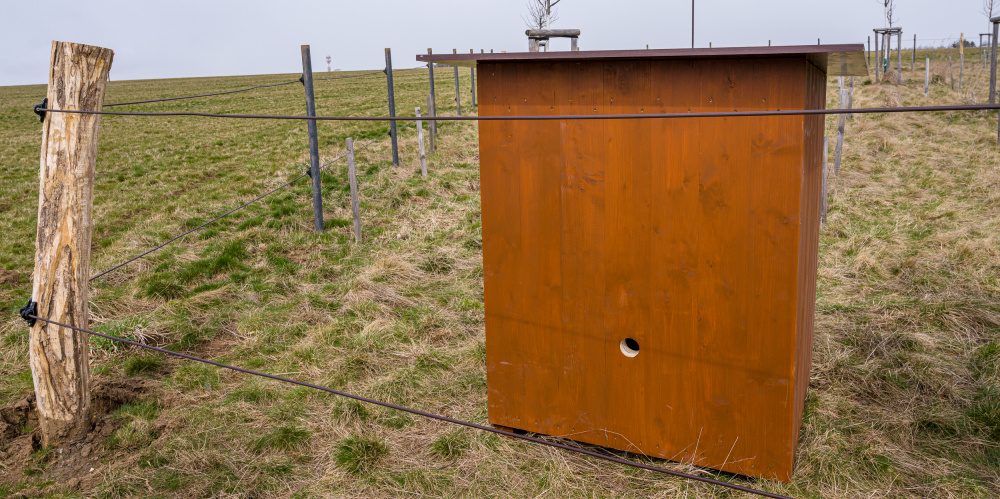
[0,0,988,87]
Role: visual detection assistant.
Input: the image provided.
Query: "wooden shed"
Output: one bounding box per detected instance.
[418,45,867,481]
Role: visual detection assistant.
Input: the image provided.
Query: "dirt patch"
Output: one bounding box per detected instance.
[0,270,20,285]
[0,378,161,496]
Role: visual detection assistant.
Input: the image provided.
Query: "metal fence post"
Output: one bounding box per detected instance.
[991,20,999,105]
[346,138,362,243]
[385,48,399,166]
[470,49,477,109]
[427,93,436,152]
[949,56,954,90]
[821,136,828,226]
[835,78,846,176]
[912,34,915,72]
[416,107,427,177]
[301,45,324,233]
[453,48,462,116]
[896,29,903,77]
[427,48,437,134]
[847,76,854,121]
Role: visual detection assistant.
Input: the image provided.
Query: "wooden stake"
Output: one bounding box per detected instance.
[30,41,113,447]
[925,58,930,97]
[346,138,362,243]
[416,107,427,178]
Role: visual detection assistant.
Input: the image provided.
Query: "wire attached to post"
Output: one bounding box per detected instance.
[34,98,48,122]
[19,300,37,326]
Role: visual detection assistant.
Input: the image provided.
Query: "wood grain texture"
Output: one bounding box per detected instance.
[31,41,113,447]
[478,56,825,481]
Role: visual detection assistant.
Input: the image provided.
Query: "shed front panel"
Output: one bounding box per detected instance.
[478,57,823,481]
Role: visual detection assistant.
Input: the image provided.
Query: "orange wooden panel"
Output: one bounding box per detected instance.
[478,56,825,482]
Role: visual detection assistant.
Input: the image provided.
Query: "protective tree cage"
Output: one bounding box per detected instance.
[419,44,866,481]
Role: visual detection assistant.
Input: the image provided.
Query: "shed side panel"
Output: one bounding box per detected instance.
[792,59,826,468]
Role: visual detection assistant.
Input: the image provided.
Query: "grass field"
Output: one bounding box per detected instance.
[1,47,998,498]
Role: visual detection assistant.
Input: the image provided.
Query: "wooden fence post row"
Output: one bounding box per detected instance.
[29,41,113,448]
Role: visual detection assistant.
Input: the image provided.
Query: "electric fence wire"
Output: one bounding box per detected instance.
[103,79,302,107]
[23,312,793,499]
[101,66,421,108]
[89,134,390,282]
[39,103,1000,123]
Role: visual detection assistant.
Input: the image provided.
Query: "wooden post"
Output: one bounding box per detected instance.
[925,58,930,97]
[960,53,964,89]
[301,45,324,233]
[867,36,871,67]
[416,107,428,178]
[30,41,113,447]
[346,138,362,243]
[821,136,828,226]
[453,49,462,116]
[427,94,436,153]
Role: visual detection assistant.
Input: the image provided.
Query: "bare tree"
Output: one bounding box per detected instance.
[985,0,997,29]
[882,0,897,27]
[522,0,559,30]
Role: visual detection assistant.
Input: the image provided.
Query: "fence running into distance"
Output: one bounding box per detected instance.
[17,40,1000,499]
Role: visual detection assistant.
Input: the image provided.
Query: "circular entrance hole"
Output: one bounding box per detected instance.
[620,338,640,358]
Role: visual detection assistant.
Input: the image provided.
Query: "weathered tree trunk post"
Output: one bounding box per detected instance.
[346,138,362,243]
[416,107,428,178]
[30,41,113,448]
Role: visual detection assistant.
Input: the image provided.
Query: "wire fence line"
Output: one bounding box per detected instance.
[22,312,791,499]
[89,134,390,282]
[38,103,1000,122]
[101,67,428,108]
[102,79,301,107]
